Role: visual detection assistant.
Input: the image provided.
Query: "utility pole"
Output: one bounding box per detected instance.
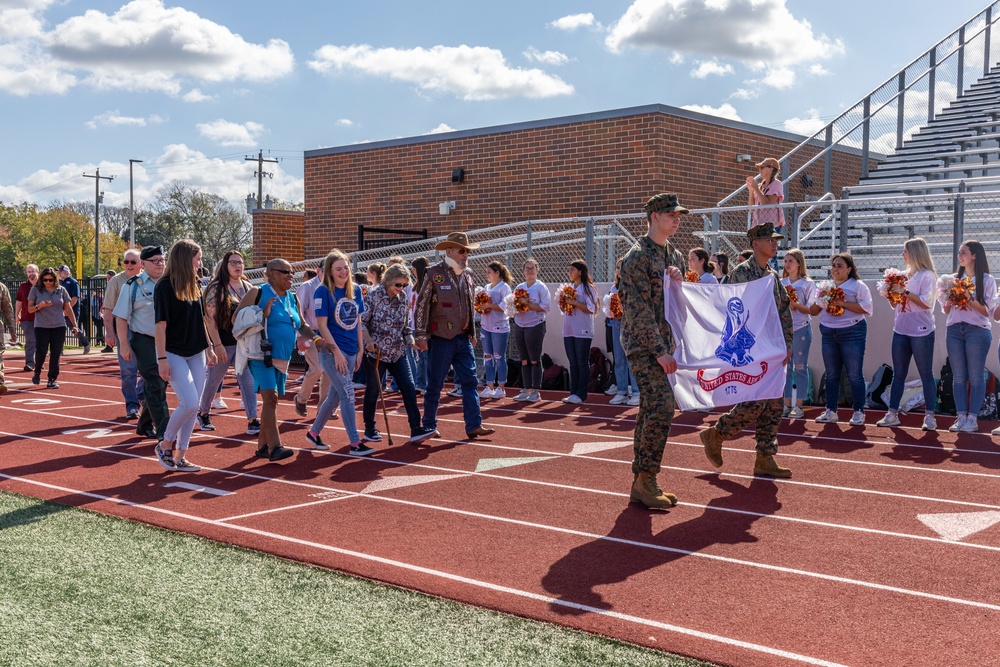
[245,150,278,210]
[83,169,114,275]
[129,159,143,249]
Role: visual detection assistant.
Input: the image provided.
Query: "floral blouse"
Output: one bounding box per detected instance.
[361,284,411,363]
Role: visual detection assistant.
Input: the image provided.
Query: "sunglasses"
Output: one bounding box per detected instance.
[42,278,55,283]
[393,282,408,289]
[455,249,470,255]
[272,268,293,275]
[123,259,138,265]
[145,258,165,265]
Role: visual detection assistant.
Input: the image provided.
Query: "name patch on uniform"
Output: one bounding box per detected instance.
[439,284,452,290]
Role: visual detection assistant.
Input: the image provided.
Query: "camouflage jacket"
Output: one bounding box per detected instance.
[0,282,14,351]
[619,236,684,359]
[727,257,793,349]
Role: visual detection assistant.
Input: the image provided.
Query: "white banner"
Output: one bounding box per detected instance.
[663,274,787,410]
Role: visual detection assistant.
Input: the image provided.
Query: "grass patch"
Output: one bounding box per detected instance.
[0,490,711,666]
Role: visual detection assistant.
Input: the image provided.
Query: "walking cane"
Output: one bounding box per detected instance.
[373,346,395,446]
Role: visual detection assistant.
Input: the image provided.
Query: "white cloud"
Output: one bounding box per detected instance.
[425,123,456,134]
[730,87,758,100]
[783,109,825,136]
[690,60,734,78]
[0,0,295,96]
[183,88,214,102]
[85,110,166,129]
[308,44,574,101]
[681,102,742,121]
[761,66,795,89]
[549,13,596,30]
[196,119,266,147]
[335,118,354,127]
[606,0,845,67]
[524,47,570,66]
[669,52,684,65]
[808,64,829,76]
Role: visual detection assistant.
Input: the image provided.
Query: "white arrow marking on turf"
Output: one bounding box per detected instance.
[162,482,234,497]
[474,456,557,473]
[917,511,1000,541]
[570,441,631,456]
[363,474,466,494]
[63,428,119,439]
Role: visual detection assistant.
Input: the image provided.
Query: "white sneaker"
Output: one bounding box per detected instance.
[609,393,628,405]
[949,415,967,432]
[815,409,838,423]
[563,394,583,404]
[213,396,227,409]
[492,387,505,399]
[849,410,865,426]
[526,390,540,403]
[604,384,618,396]
[479,387,493,399]
[991,423,1000,436]
[513,389,530,401]
[922,414,938,431]
[447,387,463,397]
[627,394,640,407]
[876,412,900,427]
[788,407,805,419]
[782,406,791,418]
[960,415,979,433]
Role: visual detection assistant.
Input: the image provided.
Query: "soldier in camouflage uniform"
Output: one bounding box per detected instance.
[0,282,16,395]
[619,193,687,508]
[700,222,794,478]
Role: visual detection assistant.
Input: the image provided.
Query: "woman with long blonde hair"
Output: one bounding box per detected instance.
[781,248,816,418]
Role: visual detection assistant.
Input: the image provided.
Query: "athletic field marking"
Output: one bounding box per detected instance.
[362,473,467,494]
[10,397,60,406]
[474,456,558,472]
[917,511,1000,541]
[63,428,125,439]
[217,495,355,522]
[0,473,852,667]
[162,481,234,496]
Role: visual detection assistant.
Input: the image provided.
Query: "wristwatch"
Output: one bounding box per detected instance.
[904,289,911,295]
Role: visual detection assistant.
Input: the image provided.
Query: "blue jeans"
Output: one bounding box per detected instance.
[364,353,421,434]
[315,349,359,444]
[413,348,428,390]
[947,323,992,414]
[564,336,592,400]
[784,325,812,401]
[820,320,867,412]
[118,328,143,412]
[424,334,481,432]
[889,332,936,413]
[610,318,637,395]
[481,330,509,386]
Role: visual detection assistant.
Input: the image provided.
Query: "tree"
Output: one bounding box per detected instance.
[151,181,252,268]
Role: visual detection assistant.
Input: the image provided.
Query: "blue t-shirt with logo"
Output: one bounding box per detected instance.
[314,283,365,355]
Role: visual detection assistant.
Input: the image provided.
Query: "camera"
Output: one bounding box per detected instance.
[261,338,273,368]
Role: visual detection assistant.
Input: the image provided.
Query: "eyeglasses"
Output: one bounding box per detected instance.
[145,258,165,265]
[455,249,470,255]
[123,260,138,265]
[228,260,244,266]
[272,268,293,275]
[41,278,55,283]
[393,282,408,289]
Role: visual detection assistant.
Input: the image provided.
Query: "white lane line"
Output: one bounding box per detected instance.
[162,481,234,496]
[216,495,355,522]
[4,436,1000,612]
[0,472,959,667]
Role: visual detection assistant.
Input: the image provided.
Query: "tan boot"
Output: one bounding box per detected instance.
[754,452,792,478]
[700,426,724,468]
[630,472,678,508]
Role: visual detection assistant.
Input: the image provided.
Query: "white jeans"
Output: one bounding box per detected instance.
[163,350,207,451]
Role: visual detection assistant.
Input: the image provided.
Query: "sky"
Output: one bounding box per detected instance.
[0,0,995,212]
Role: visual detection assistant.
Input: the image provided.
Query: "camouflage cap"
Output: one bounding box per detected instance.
[644,193,689,215]
[747,222,784,241]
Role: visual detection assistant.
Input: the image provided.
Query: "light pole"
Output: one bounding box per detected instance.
[129,159,143,248]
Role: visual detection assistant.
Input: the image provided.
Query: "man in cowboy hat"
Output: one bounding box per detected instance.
[413,232,494,442]
[700,222,794,478]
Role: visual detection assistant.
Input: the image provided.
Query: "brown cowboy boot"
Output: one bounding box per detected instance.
[630,472,678,508]
[700,426,724,468]
[753,452,792,478]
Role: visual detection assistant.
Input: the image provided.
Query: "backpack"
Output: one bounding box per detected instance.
[588,347,613,393]
[978,370,998,420]
[816,371,853,407]
[937,358,956,415]
[542,353,567,391]
[506,360,522,388]
[865,363,894,410]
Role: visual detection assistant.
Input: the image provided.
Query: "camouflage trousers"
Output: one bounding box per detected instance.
[0,352,5,387]
[628,353,676,475]
[714,397,783,455]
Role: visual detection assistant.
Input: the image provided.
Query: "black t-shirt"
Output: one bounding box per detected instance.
[154,279,209,357]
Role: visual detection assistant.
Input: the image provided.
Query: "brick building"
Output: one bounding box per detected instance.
[253,104,865,266]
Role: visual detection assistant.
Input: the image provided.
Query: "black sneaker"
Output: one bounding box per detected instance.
[306,431,330,451]
[101,345,115,354]
[363,428,383,442]
[408,426,437,445]
[126,408,140,420]
[32,374,40,385]
[268,446,295,462]
[246,419,261,435]
[293,397,308,417]
[154,444,176,471]
[174,456,201,473]
[196,413,215,431]
[23,365,32,372]
[46,380,59,389]
[136,427,157,439]
[349,441,376,456]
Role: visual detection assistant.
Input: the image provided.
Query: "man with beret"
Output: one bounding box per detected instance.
[58,264,90,354]
[103,248,145,421]
[413,232,494,442]
[113,246,169,441]
[619,193,687,508]
[700,222,794,478]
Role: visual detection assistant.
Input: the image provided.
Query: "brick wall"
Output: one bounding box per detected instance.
[252,209,304,268]
[296,105,866,260]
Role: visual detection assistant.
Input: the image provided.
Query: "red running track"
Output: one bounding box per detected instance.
[1,352,999,666]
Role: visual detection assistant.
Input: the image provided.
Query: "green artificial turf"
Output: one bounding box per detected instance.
[0,490,712,667]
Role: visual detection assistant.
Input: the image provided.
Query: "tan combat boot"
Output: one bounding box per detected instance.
[630,472,678,508]
[753,452,792,478]
[700,426,724,468]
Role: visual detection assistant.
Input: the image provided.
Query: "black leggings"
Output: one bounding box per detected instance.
[34,327,66,381]
[514,322,546,389]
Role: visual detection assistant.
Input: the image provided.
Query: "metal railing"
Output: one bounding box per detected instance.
[719,1,1000,207]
